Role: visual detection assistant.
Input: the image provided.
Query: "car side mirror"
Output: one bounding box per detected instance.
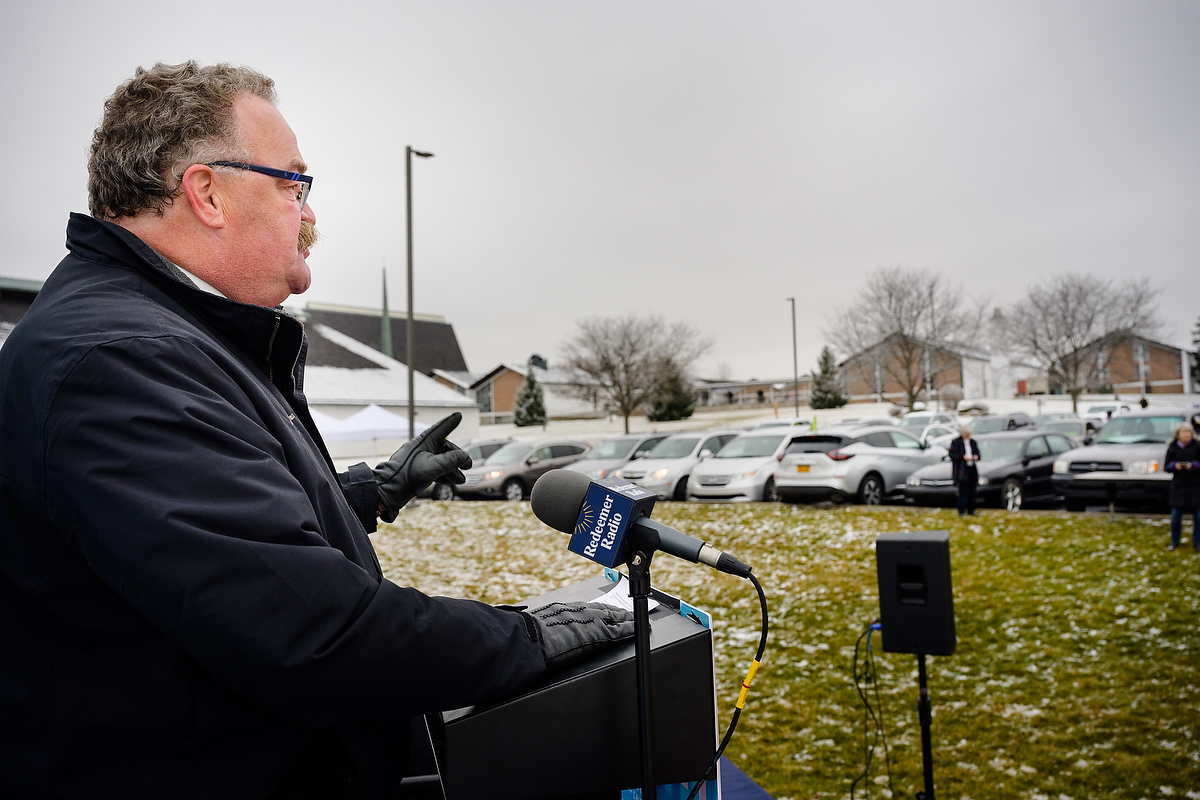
[699,449,713,460]
[526,457,539,466]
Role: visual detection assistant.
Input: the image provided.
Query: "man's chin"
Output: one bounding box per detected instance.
[289,262,312,295]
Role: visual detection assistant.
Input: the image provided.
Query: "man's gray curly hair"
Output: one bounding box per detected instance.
[88,61,276,220]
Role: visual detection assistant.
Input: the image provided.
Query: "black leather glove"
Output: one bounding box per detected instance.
[372,412,472,522]
[513,602,636,669]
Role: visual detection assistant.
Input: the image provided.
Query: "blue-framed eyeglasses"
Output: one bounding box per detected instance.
[206,161,313,208]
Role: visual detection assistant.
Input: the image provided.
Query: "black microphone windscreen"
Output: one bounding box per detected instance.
[530,469,592,534]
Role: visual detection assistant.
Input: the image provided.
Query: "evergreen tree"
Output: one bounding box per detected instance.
[645,362,697,422]
[810,346,848,409]
[512,365,547,427]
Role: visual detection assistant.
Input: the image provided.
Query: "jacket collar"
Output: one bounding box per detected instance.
[65,213,306,394]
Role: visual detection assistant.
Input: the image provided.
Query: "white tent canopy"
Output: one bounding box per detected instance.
[315,404,430,442]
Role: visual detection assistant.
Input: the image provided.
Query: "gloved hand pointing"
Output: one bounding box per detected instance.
[372,412,472,521]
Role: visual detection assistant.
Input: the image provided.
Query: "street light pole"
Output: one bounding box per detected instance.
[406,145,434,441]
[787,297,799,417]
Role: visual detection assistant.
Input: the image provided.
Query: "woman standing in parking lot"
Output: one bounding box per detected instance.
[1165,424,1200,551]
[949,427,981,516]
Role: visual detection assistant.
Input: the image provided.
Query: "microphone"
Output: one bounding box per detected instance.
[531,469,753,579]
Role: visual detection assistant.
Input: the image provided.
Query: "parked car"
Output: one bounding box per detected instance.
[688,430,811,502]
[422,437,514,500]
[754,417,814,430]
[1052,408,1191,511]
[827,417,899,430]
[898,412,957,433]
[456,439,590,501]
[564,432,671,480]
[1033,413,1079,426]
[1079,401,1133,426]
[774,425,949,505]
[1037,418,1099,446]
[613,429,741,500]
[904,430,1078,510]
[917,423,958,447]
[967,413,1035,434]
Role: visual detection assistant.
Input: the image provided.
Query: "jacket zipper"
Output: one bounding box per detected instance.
[265,315,281,383]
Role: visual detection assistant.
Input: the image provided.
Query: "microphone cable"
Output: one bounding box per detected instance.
[684,570,769,800]
[850,619,895,799]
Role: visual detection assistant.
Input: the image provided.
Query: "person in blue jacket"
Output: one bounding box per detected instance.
[1165,423,1200,551]
[0,62,631,799]
[948,426,981,516]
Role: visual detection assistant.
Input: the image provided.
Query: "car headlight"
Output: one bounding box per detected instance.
[1053,460,1069,474]
[906,476,920,486]
[978,476,989,486]
[586,468,607,478]
[484,469,505,480]
[742,469,760,480]
[651,468,669,480]
[1127,460,1160,475]
[612,469,623,479]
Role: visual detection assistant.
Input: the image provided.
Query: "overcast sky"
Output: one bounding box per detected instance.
[2,1,1197,380]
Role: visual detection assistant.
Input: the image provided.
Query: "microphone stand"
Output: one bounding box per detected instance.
[626,545,658,800]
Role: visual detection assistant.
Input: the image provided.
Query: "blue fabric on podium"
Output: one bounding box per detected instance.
[719,756,774,799]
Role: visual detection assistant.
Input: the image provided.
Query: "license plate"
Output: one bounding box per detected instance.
[796,465,810,473]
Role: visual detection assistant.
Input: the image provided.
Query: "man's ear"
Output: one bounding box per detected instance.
[179,164,226,229]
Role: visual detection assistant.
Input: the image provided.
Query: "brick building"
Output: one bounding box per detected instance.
[838,334,1038,405]
[1080,332,1192,396]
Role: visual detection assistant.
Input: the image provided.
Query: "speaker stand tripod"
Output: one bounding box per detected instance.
[915,653,935,800]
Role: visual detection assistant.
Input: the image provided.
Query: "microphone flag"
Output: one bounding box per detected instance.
[567,478,657,567]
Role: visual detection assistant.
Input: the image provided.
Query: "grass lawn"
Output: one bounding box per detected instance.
[375,501,1200,800]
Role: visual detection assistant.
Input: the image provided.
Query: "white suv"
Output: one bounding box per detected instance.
[774,425,949,505]
[612,430,741,501]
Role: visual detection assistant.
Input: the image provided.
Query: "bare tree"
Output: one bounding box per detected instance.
[1003,274,1160,412]
[560,315,713,433]
[827,266,985,410]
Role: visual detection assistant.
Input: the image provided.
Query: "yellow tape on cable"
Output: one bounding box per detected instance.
[736,659,761,709]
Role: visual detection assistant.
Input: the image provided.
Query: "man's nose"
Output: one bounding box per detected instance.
[302,202,316,225]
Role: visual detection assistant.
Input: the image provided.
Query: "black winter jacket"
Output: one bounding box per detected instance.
[1166,438,1200,510]
[948,436,980,483]
[0,214,545,798]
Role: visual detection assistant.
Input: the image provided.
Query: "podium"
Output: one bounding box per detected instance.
[425,574,719,800]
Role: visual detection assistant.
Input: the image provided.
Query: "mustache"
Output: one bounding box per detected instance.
[298,220,319,252]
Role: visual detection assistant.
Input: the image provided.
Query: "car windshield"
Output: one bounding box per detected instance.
[899,417,929,429]
[646,437,700,459]
[716,434,785,458]
[975,439,1025,462]
[485,442,534,464]
[1086,405,1114,414]
[1042,421,1082,435]
[971,418,1005,434]
[583,437,638,460]
[1094,415,1182,444]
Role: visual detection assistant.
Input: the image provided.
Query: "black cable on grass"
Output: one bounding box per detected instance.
[684,570,769,800]
[851,620,895,799]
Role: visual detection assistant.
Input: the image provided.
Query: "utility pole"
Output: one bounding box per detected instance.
[787,297,799,417]
[406,146,434,440]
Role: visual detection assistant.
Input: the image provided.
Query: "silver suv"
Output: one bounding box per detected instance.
[613,429,741,501]
[774,425,949,505]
